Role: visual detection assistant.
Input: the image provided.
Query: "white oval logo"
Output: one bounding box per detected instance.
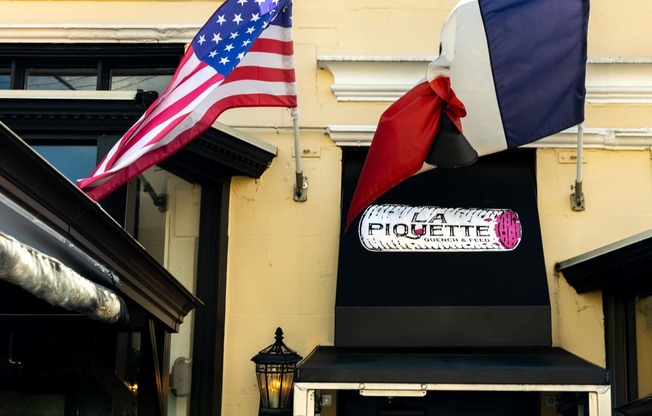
[358,204,521,252]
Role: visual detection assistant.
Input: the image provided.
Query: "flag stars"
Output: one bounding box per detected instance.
[237,0,247,5]
[225,44,234,52]
[209,50,218,58]
[216,15,226,25]
[233,13,243,24]
[242,39,252,47]
[254,0,266,4]
[197,34,206,45]
[251,13,260,22]
[246,26,256,34]
[212,33,222,44]
[219,57,230,65]
[230,31,239,39]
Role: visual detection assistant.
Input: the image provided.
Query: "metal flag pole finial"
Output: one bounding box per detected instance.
[291,107,308,202]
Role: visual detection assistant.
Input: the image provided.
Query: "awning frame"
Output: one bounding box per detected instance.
[293,382,612,416]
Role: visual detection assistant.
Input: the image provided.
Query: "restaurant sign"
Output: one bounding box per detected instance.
[358,204,521,252]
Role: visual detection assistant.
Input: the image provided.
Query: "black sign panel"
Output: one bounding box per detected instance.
[337,149,551,347]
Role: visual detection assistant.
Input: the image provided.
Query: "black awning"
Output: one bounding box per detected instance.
[614,394,652,416]
[296,346,609,386]
[0,121,200,331]
[555,229,652,296]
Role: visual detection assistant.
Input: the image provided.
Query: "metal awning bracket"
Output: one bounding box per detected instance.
[358,383,428,398]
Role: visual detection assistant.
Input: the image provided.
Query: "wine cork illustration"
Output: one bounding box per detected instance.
[358,204,522,252]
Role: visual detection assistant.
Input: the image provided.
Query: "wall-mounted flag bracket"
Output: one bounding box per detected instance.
[291,107,308,202]
[570,124,586,211]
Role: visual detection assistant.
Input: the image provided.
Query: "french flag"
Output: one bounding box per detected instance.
[346,0,590,230]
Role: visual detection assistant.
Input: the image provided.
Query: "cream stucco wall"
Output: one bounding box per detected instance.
[538,149,652,366]
[224,126,341,415]
[3,0,652,414]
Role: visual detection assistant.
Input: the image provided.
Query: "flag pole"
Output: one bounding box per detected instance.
[291,107,308,202]
[570,123,585,211]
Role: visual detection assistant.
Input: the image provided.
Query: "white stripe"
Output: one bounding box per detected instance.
[92,53,211,176]
[165,52,204,95]
[106,77,295,175]
[108,83,223,173]
[103,77,223,174]
[209,79,296,100]
[239,51,295,69]
[258,25,292,42]
[428,0,507,155]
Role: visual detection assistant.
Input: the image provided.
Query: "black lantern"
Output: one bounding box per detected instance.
[252,327,303,415]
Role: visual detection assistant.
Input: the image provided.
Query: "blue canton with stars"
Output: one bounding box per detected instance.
[192,0,292,76]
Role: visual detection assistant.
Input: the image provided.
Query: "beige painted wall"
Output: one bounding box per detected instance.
[224,127,341,415]
[3,0,652,414]
[538,149,652,366]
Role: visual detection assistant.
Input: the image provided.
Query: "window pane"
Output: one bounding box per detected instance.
[111,71,173,95]
[0,74,9,89]
[26,69,97,91]
[31,145,97,183]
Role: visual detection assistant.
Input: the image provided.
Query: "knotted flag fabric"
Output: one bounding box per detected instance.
[78,0,297,201]
[345,0,589,231]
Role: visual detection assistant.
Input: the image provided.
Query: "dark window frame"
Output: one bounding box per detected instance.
[0,43,184,90]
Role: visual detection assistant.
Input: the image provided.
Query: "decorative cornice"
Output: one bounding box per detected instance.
[318,56,433,102]
[327,125,652,150]
[318,55,652,104]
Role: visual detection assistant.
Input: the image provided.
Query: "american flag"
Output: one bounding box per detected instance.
[78,0,296,201]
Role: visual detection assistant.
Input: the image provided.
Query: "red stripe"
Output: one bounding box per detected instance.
[210,93,298,114]
[103,71,224,168]
[80,24,298,200]
[100,58,209,170]
[222,66,296,84]
[248,38,294,55]
[84,99,227,200]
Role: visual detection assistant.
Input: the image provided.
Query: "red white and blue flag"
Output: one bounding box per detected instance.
[79,0,296,201]
[346,0,590,230]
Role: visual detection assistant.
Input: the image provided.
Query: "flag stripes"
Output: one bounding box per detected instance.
[78,0,296,201]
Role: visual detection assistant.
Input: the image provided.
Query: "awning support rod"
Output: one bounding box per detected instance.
[570,123,586,211]
[291,107,308,202]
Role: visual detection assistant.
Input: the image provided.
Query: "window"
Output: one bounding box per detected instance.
[0,72,9,89]
[0,43,182,94]
[26,68,98,91]
[111,69,173,93]
[0,43,184,222]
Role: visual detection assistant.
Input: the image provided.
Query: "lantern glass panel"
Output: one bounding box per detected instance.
[255,363,297,409]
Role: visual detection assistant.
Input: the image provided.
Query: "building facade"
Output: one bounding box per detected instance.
[1,1,652,415]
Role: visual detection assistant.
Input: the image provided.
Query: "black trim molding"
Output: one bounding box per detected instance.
[0,94,277,179]
[555,229,652,296]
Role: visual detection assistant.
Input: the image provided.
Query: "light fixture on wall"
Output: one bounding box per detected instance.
[251,327,303,416]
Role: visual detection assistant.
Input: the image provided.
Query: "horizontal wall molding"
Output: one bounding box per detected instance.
[318,55,652,104]
[318,56,434,102]
[327,125,652,150]
[0,24,200,43]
